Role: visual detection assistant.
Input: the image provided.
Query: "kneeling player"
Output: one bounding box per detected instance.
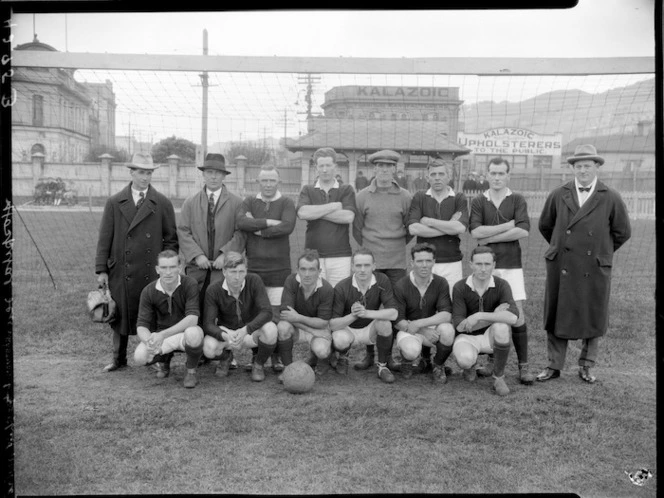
[133,250,205,389]
[277,249,335,376]
[393,243,455,383]
[202,252,277,382]
[330,248,399,383]
[452,246,518,396]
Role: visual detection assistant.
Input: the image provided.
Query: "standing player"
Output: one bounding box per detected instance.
[452,246,519,396]
[330,248,399,383]
[407,158,468,372]
[95,152,178,373]
[469,157,535,385]
[537,144,631,384]
[276,249,335,375]
[133,250,204,388]
[202,252,277,382]
[353,149,412,371]
[393,243,455,383]
[238,165,296,371]
[297,147,356,288]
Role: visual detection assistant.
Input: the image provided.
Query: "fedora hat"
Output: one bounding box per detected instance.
[198,153,231,174]
[566,144,604,165]
[127,152,159,170]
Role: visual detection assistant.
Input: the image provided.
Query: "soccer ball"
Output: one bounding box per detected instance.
[282,360,315,394]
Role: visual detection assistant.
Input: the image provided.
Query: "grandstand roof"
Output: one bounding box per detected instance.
[286,118,471,157]
[563,133,654,155]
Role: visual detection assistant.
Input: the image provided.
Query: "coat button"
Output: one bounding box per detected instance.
[587,251,592,256]
[584,273,590,277]
[561,269,567,275]
[145,276,149,280]
[125,276,130,280]
[146,233,151,238]
[125,250,130,255]
[566,230,571,235]
[588,231,593,236]
[146,249,151,253]
[127,235,132,239]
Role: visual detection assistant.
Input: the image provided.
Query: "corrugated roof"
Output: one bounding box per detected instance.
[286,118,471,156]
[563,134,654,155]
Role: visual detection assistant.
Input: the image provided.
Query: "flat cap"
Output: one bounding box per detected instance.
[368,149,400,165]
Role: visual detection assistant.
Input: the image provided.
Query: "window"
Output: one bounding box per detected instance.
[533,155,553,169]
[33,95,44,126]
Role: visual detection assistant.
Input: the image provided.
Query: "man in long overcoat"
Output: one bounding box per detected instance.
[536,144,631,384]
[95,152,178,372]
[177,153,245,312]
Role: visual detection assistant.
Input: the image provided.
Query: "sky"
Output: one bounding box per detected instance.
[8,2,657,146]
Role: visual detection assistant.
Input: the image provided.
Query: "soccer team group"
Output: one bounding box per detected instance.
[95,144,631,395]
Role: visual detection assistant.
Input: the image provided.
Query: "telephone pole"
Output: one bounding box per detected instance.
[200,29,209,159]
[297,73,321,133]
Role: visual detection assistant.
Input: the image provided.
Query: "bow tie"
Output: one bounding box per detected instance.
[578,187,591,193]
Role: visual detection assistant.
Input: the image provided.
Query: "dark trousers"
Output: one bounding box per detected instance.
[377,268,406,289]
[546,333,600,370]
[112,331,130,365]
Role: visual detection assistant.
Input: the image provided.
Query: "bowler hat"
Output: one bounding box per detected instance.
[368,149,400,165]
[127,152,159,170]
[566,144,604,166]
[198,153,231,174]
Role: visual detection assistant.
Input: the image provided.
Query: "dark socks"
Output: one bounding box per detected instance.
[255,339,276,366]
[492,342,510,378]
[376,335,392,364]
[511,324,528,364]
[433,342,453,366]
[278,338,294,366]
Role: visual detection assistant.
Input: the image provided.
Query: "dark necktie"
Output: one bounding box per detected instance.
[579,187,591,192]
[136,191,145,208]
[208,192,216,260]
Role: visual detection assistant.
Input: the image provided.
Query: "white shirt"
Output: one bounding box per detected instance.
[131,187,148,206]
[206,187,221,207]
[575,177,597,207]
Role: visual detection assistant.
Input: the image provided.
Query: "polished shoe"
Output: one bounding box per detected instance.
[578,366,596,384]
[493,375,510,396]
[103,362,126,373]
[536,367,561,382]
[463,365,477,382]
[215,352,232,378]
[519,363,536,385]
[183,371,198,388]
[432,365,448,384]
[476,356,494,377]
[414,357,432,374]
[271,354,284,373]
[251,363,266,382]
[377,363,395,384]
[154,362,170,379]
[336,354,349,375]
[401,361,414,379]
[353,352,374,371]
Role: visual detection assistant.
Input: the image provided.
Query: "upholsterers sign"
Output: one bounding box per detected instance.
[458,128,562,156]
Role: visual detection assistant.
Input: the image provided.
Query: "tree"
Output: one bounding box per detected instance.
[225,141,273,166]
[151,136,197,164]
[84,145,130,163]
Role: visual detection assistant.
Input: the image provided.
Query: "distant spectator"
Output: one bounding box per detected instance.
[477,174,490,191]
[395,170,408,190]
[412,171,430,192]
[355,171,370,191]
[335,174,344,185]
[462,172,479,193]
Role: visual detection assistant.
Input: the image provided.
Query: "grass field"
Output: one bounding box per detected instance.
[10,208,657,496]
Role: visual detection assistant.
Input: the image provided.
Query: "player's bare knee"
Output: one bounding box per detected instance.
[398,335,421,362]
[184,326,204,347]
[492,323,511,345]
[203,336,220,358]
[453,343,477,369]
[436,323,456,346]
[133,342,149,365]
[311,337,332,358]
[332,330,353,351]
[373,320,392,337]
[276,321,294,340]
[260,322,278,344]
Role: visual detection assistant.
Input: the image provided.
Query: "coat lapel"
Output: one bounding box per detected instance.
[561,182,579,223]
[567,180,607,229]
[128,185,155,232]
[118,184,136,226]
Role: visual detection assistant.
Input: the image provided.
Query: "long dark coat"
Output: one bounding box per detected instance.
[95,183,178,336]
[538,180,631,339]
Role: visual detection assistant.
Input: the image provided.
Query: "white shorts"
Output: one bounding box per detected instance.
[292,327,330,345]
[343,322,376,346]
[432,261,463,296]
[396,328,436,349]
[134,331,189,365]
[492,268,526,301]
[319,257,351,288]
[453,329,494,355]
[266,287,284,306]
